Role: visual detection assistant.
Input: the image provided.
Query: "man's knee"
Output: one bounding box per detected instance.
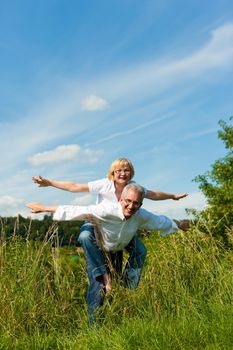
[133,240,147,261]
[78,229,93,246]
[139,243,147,259]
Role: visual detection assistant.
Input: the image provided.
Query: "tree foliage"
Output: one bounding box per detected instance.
[193,117,233,243]
[0,215,83,246]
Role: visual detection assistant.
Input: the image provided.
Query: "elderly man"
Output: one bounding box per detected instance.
[27,183,187,321]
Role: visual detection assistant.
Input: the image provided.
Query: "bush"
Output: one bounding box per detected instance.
[192,117,233,244]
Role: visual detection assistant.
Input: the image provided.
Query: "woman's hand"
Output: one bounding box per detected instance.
[172,193,188,200]
[32,176,51,187]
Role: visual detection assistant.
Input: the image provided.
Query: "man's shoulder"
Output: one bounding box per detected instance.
[98,200,121,215]
[136,207,155,220]
[137,207,151,215]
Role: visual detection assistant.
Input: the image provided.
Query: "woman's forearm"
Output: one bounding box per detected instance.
[32,176,89,192]
[145,190,188,201]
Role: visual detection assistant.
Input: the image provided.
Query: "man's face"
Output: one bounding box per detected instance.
[120,189,142,219]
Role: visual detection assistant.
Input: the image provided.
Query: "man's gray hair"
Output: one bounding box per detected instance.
[121,183,145,202]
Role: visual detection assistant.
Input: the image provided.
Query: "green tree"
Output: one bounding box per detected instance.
[193,117,233,244]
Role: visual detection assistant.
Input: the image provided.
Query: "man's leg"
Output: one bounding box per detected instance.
[78,223,107,278]
[123,236,147,289]
[78,223,107,323]
[107,251,123,275]
[85,261,105,324]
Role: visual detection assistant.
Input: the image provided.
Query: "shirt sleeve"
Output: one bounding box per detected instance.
[138,209,178,236]
[88,178,110,193]
[53,204,105,221]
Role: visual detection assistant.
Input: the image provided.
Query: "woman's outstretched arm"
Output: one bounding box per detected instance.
[145,190,188,201]
[32,176,89,192]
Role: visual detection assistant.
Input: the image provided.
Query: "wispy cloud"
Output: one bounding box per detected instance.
[81,95,108,111]
[158,23,233,74]
[184,127,219,140]
[28,144,103,166]
[97,23,233,102]
[0,22,232,219]
[86,112,174,147]
[2,22,232,168]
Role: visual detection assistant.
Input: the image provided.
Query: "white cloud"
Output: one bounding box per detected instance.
[28,144,103,166]
[0,195,23,207]
[72,193,96,206]
[81,95,108,111]
[0,195,25,217]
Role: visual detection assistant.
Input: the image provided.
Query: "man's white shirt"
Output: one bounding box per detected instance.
[53,201,178,252]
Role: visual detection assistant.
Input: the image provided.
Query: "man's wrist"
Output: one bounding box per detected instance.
[173,219,191,231]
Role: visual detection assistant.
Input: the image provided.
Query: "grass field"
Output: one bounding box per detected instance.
[0,223,233,349]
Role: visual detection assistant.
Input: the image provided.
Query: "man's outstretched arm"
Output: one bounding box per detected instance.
[26,202,106,222]
[173,219,191,231]
[139,209,191,237]
[27,202,58,213]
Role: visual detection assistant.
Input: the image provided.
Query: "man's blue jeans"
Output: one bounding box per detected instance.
[78,223,147,320]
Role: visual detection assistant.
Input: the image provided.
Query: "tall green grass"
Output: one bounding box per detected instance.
[0,221,233,349]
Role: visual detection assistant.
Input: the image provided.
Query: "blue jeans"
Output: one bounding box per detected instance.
[78,223,147,320]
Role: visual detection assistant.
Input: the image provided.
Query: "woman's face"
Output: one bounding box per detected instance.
[113,163,131,185]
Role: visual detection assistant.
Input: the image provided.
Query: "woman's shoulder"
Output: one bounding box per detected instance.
[88,178,114,192]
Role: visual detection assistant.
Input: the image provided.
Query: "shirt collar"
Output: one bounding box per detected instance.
[117,203,126,220]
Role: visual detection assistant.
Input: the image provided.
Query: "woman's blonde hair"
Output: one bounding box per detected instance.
[107,158,135,180]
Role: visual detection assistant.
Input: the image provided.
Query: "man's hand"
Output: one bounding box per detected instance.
[26,202,57,213]
[32,176,51,187]
[175,219,191,231]
[172,193,188,200]
[26,202,44,213]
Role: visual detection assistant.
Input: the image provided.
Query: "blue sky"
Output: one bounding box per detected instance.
[0,0,233,219]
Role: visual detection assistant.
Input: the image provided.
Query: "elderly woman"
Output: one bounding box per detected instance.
[32,158,187,318]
